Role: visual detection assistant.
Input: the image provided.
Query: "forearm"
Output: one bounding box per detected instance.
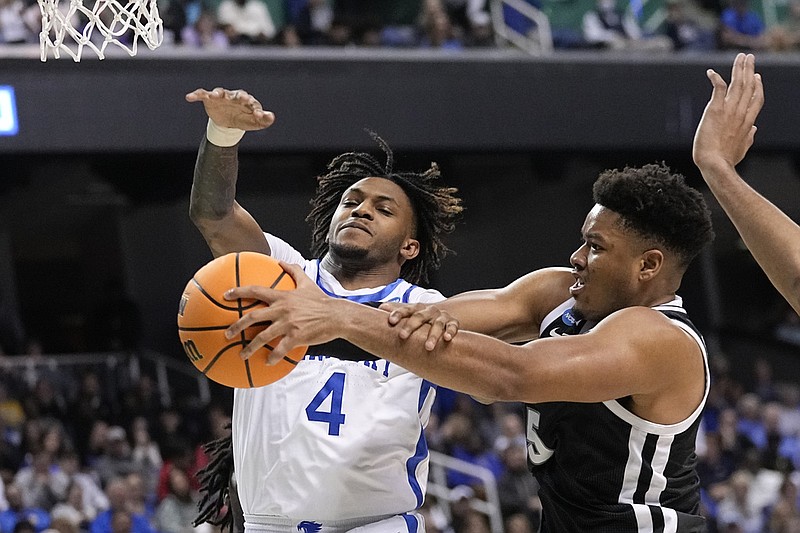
[334,299,526,401]
[701,161,800,313]
[189,136,239,223]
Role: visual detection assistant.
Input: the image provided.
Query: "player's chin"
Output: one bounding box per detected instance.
[329,242,370,259]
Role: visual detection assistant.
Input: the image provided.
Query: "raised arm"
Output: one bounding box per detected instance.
[693,53,800,315]
[186,88,276,258]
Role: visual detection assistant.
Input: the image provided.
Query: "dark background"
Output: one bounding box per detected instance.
[1,47,798,387]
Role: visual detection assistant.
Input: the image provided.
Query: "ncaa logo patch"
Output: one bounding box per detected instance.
[296,522,322,533]
[561,308,578,327]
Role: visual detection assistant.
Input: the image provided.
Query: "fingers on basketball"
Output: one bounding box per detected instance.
[177,252,308,389]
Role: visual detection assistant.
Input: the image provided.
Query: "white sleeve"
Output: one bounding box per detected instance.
[265,233,306,266]
[408,287,446,304]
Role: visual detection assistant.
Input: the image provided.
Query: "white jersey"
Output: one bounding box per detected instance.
[232,234,442,527]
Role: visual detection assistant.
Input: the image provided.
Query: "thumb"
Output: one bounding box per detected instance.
[278,261,309,288]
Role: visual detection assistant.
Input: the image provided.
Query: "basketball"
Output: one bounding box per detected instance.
[177,252,307,388]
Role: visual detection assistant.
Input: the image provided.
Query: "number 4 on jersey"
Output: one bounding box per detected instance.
[306,372,347,436]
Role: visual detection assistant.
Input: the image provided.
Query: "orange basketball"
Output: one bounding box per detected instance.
[177,252,307,388]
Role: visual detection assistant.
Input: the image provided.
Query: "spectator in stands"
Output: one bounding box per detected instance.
[92,427,140,490]
[582,0,672,49]
[57,451,108,522]
[69,373,115,464]
[662,0,716,50]
[108,510,132,533]
[84,421,110,472]
[719,0,766,49]
[120,376,160,437]
[419,5,464,49]
[89,477,154,533]
[128,418,160,502]
[22,380,67,424]
[716,469,768,532]
[697,431,738,504]
[765,0,800,49]
[438,0,490,40]
[50,480,93,531]
[155,442,198,506]
[439,412,502,491]
[154,467,206,533]
[496,436,541,526]
[767,475,800,532]
[13,451,67,510]
[293,0,334,45]
[777,384,800,437]
[124,473,155,526]
[0,0,37,44]
[181,10,229,48]
[492,411,524,456]
[0,484,50,533]
[216,0,277,45]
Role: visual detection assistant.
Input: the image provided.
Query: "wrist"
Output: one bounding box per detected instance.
[206,118,245,147]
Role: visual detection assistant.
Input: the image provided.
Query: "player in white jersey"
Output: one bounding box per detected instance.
[185,87,462,533]
[234,234,441,524]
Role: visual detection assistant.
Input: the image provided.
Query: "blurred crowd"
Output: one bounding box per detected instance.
[3,0,800,53]
[0,336,795,532]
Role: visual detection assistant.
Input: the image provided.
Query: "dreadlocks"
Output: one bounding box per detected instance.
[193,426,234,532]
[307,132,463,284]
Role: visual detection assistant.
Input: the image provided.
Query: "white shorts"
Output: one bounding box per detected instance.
[243,512,424,533]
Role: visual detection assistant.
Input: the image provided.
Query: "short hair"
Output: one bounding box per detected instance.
[306,132,463,284]
[592,163,714,267]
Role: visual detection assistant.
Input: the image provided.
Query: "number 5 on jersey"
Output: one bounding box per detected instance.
[526,406,554,465]
[306,372,347,436]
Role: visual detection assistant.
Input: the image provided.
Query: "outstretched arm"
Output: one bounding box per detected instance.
[186,88,276,258]
[223,264,703,424]
[693,53,800,315]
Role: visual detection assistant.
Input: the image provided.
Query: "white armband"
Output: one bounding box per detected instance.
[206,119,245,147]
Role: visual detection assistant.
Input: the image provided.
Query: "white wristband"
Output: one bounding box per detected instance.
[206,119,245,147]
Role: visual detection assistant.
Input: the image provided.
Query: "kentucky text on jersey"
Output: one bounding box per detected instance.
[303,354,392,378]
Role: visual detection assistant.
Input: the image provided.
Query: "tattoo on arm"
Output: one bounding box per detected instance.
[190,136,240,220]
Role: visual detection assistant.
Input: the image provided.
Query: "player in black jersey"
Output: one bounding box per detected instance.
[694,53,800,317]
[223,163,714,531]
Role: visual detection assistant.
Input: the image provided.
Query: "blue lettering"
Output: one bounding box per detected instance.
[302,354,390,377]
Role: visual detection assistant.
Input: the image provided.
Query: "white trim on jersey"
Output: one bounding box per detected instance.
[539,298,575,329]
[602,298,710,436]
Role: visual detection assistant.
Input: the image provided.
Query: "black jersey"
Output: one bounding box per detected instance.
[527,297,708,533]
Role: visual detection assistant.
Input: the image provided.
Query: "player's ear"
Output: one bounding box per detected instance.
[639,249,663,281]
[400,238,420,261]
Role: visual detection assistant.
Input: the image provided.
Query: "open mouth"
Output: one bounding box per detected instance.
[570,276,585,295]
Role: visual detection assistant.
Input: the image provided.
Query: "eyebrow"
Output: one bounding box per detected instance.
[583,231,607,243]
[343,187,400,206]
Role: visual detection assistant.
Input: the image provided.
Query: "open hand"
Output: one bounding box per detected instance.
[185,88,275,131]
[693,53,764,172]
[223,262,340,363]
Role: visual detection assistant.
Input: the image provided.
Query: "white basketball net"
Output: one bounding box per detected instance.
[38,0,163,61]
